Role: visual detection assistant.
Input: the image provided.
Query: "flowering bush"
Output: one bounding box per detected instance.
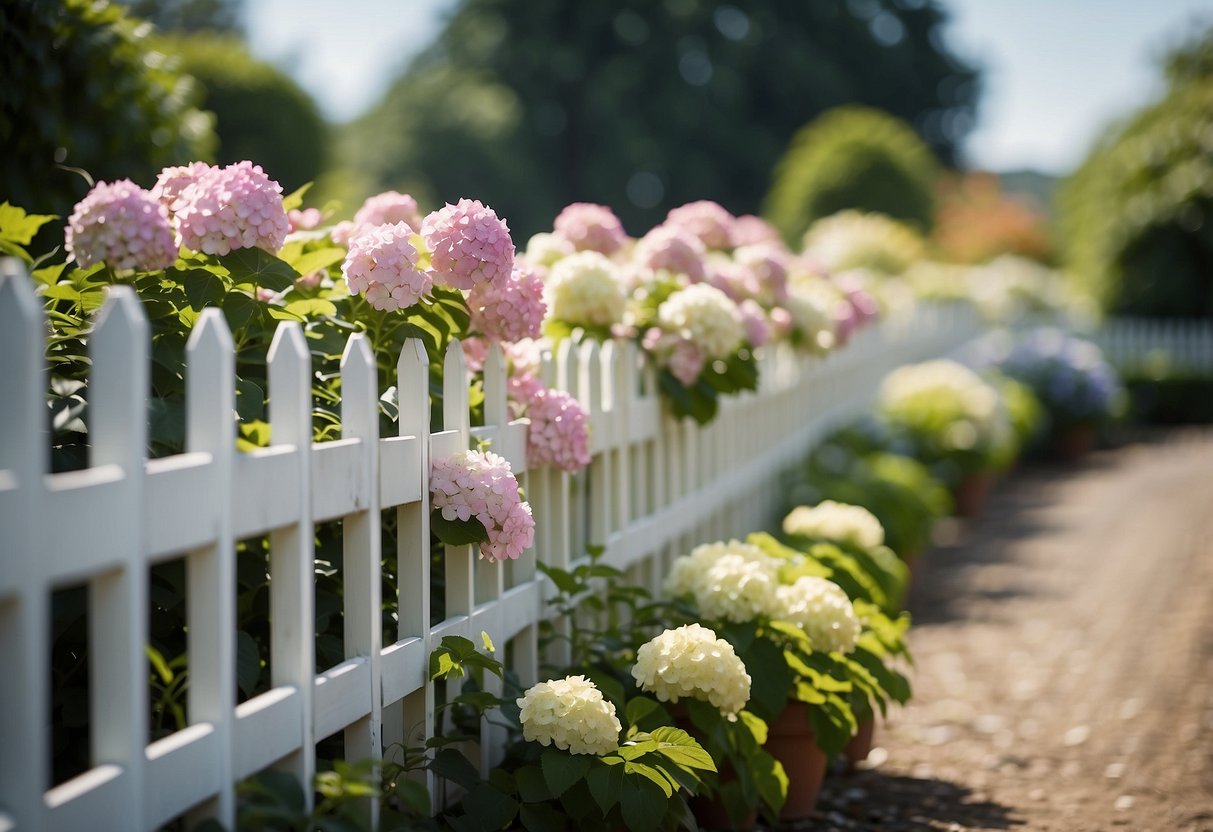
[665,540,783,622]
[543,250,628,333]
[341,222,431,311]
[633,224,707,281]
[172,161,290,256]
[517,675,622,755]
[429,450,535,562]
[515,386,591,472]
[552,202,627,255]
[803,209,925,276]
[633,624,752,720]
[664,200,737,250]
[421,198,514,290]
[782,500,885,551]
[65,179,178,272]
[467,265,546,343]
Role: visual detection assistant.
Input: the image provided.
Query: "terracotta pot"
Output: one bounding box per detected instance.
[688,766,758,831]
[1053,423,1094,462]
[951,470,993,518]
[763,701,827,821]
[842,717,876,769]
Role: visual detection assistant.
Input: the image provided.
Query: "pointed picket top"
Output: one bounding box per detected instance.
[0,259,46,478]
[442,339,469,440]
[396,338,430,439]
[185,309,236,455]
[340,333,378,440]
[268,322,312,445]
[90,286,149,469]
[482,341,508,429]
[555,337,578,394]
[578,338,603,417]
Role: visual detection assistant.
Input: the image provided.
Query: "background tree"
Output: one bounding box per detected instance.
[0,0,216,217]
[1059,25,1213,318]
[121,0,244,35]
[340,0,980,237]
[763,105,940,244]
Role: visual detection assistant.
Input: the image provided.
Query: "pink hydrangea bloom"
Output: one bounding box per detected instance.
[468,265,546,343]
[330,220,358,247]
[664,201,737,250]
[643,328,705,387]
[769,307,794,339]
[173,161,290,255]
[553,202,627,255]
[508,371,546,406]
[342,222,432,311]
[65,179,178,271]
[461,336,491,373]
[421,198,515,290]
[634,225,706,282]
[836,273,881,326]
[288,208,323,232]
[734,244,791,306]
[738,299,772,348]
[354,190,423,231]
[732,214,784,247]
[523,387,591,472]
[430,450,535,562]
[151,161,214,208]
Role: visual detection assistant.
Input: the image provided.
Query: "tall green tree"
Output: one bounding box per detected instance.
[342,0,979,237]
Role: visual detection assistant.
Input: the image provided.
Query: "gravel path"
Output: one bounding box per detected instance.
[803,429,1213,832]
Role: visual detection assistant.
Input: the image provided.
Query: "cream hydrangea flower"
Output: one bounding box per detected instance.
[544,250,627,328]
[665,540,782,623]
[774,576,862,655]
[632,624,751,720]
[802,210,925,275]
[517,675,621,755]
[782,501,885,550]
[784,283,838,356]
[656,283,744,360]
[878,359,1009,452]
[524,231,576,268]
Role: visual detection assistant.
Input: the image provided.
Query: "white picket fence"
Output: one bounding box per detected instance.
[1089,316,1213,376]
[0,259,983,832]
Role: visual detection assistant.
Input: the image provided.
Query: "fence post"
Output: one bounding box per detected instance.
[266,323,316,808]
[88,287,149,830]
[0,262,50,830]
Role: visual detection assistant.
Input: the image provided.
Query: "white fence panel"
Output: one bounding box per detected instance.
[0,260,983,831]
[1090,316,1213,375]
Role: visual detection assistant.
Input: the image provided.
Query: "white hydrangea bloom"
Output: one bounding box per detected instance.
[878,359,1009,451]
[544,250,627,328]
[784,285,837,355]
[632,624,751,720]
[517,675,621,756]
[774,576,862,655]
[665,540,782,623]
[782,500,885,550]
[657,283,744,360]
[524,231,575,268]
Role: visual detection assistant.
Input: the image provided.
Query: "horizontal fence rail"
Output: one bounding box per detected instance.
[0,263,982,831]
[1089,316,1213,376]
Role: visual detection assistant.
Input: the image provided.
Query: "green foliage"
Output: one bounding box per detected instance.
[341,0,978,238]
[155,34,330,192]
[0,0,216,218]
[1060,26,1213,317]
[765,105,940,244]
[120,0,243,35]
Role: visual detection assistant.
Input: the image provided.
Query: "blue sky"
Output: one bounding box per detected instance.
[245,0,1211,175]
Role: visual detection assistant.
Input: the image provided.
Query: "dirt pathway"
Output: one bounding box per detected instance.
[805,429,1213,832]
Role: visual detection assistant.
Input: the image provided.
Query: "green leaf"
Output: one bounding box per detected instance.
[394,777,431,815]
[738,710,769,746]
[747,748,789,816]
[620,776,668,832]
[743,635,794,719]
[649,727,716,772]
[514,765,550,803]
[235,630,262,698]
[430,748,480,789]
[216,248,299,291]
[281,183,313,213]
[541,749,591,797]
[146,645,174,685]
[536,562,581,595]
[461,783,518,831]
[0,202,57,245]
[622,761,673,798]
[32,262,66,286]
[480,630,495,654]
[430,511,490,546]
[286,245,345,276]
[586,762,624,814]
[283,297,338,318]
[182,269,226,311]
[617,739,659,761]
[518,802,565,832]
[624,696,661,729]
[429,651,462,681]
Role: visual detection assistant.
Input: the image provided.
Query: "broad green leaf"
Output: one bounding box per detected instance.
[286,245,345,277]
[624,696,661,729]
[514,765,550,803]
[281,183,313,212]
[619,776,668,832]
[429,651,461,681]
[461,783,518,831]
[747,749,789,816]
[622,761,673,798]
[430,512,489,546]
[649,727,716,772]
[430,748,480,789]
[586,762,624,814]
[535,562,581,595]
[0,202,57,245]
[182,269,225,311]
[217,248,299,292]
[518,802,564,832]
[616,739,659,761]
[283,297,338,318]
[541,749,591,797]
[738,709,768,746]
[743,635,794,719]
[235,630,262,698]
[394,778,431,815]
[32,262,66,286]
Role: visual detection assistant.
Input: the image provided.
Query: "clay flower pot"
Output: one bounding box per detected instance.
[689,764,758,832]
[842,717,876,770]
[764,700,828,820]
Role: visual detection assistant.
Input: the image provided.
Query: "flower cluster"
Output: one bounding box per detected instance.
[544,251,628,329]
[803,210,924,276]
[665,540,782,623]
[553,202,627,255]
[774,576,862,655]
[65,179,178,271]
[518,387,591,472]
[664,200,736,250]
[151,161,213,207]
[782,501,886,550]
[429,450,535,562]
[421,198,515,290]
[634,225,706,282]
[656,283,744,361]
[341,222,431,311]
[784,285,838,355]
[468,265,547,343]
[632,624,751,720]
[172,161,290,256]
[517,675,621,756]
[878,359,1010,455]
